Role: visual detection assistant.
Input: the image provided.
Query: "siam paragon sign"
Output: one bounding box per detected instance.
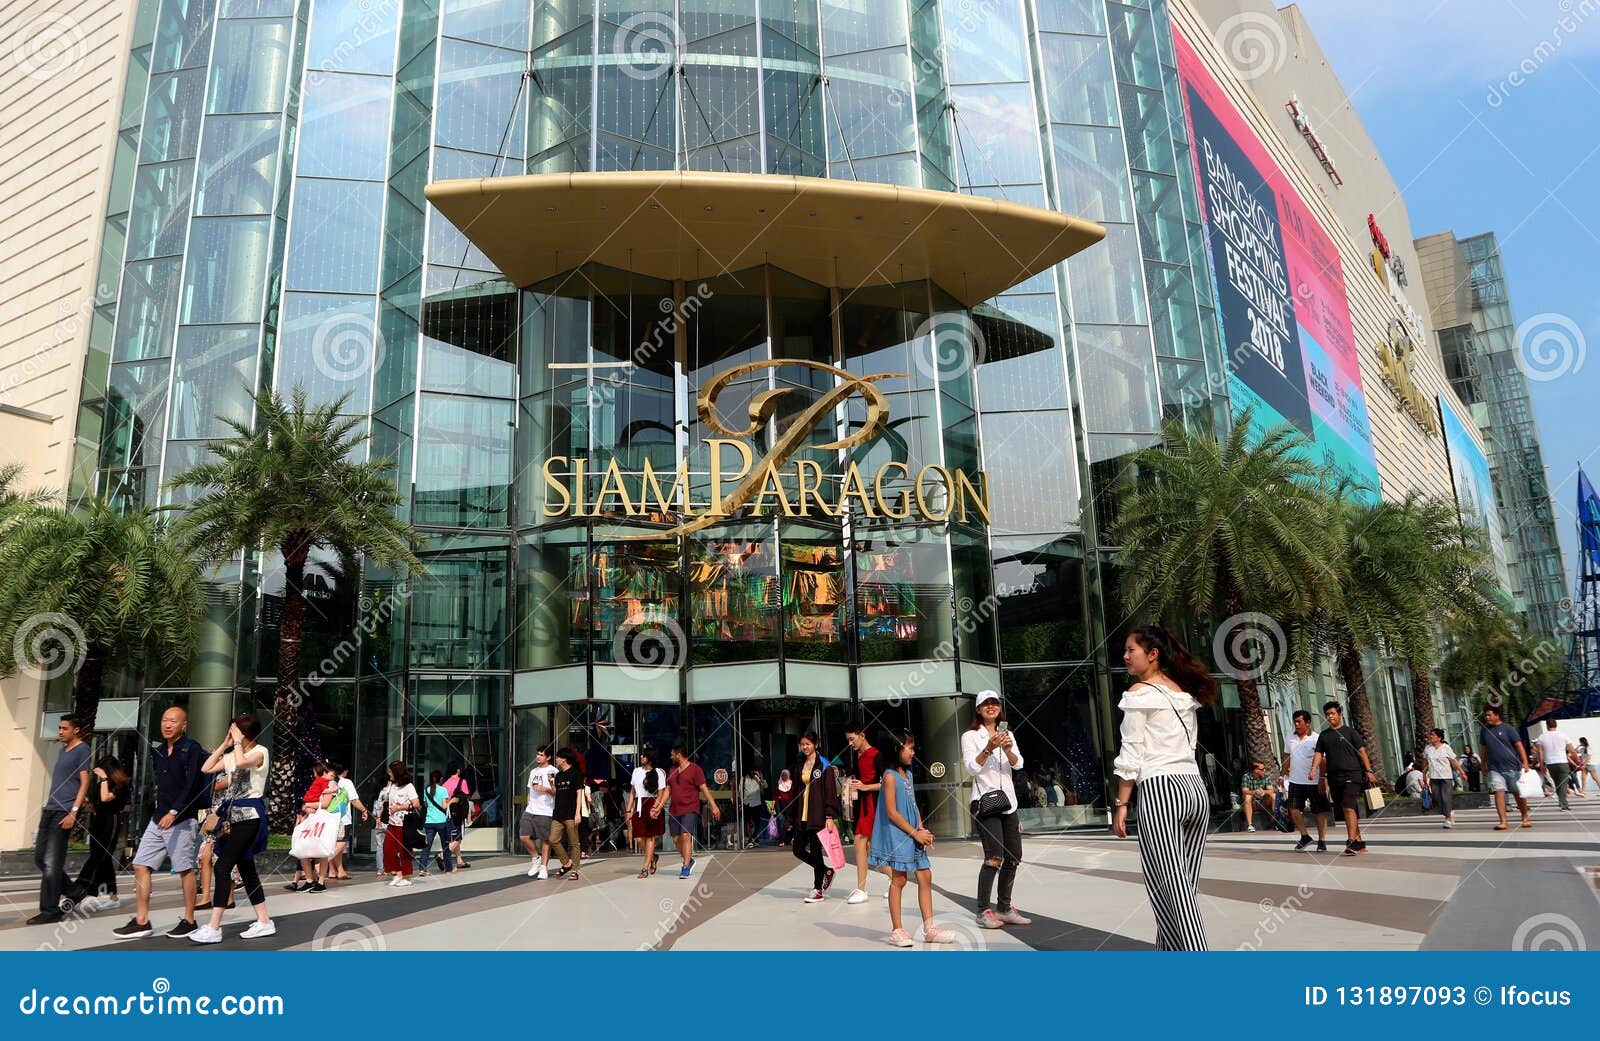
[539,359,991,538]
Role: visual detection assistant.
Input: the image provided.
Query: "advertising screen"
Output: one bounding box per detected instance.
[1172,27,1381,500]
[1438,396,1511,593]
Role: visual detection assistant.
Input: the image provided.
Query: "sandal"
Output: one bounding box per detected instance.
[568,871,579,881]
[637,869,649,878]
[1493,823,1508,830]
[1521,820,1533,828]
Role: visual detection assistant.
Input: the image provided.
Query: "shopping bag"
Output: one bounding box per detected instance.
[1362,786,1385,813]
[290,809,340,860]
[1516,769,1545,800]
[818,820,847,870]
[1420,786,1432,810]
[763,812,780,842]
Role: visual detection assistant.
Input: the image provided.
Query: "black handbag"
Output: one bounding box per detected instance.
[974,788,1011,820]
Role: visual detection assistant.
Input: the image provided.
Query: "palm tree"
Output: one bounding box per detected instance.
[168,387,422,832]
[0,461,50,523]
[1112,409,1339,766]
[0,499,203,731]
[1441,609,1563,725]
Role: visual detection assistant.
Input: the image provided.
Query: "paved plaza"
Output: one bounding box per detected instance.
[5,803,1598,951]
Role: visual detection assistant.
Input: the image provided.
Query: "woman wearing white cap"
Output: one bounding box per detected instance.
[962,690,1031,930]
[1111,625,1218,951]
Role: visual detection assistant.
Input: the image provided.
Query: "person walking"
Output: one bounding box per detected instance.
[326,761,367,882]
[380,762,419,887]
[416,770,455,878]
[1110,626,1217,951]
[1278,710,1328,852]
[963,690,1031,930]
[773,769,795,845]
[869,728,955,946]
[285,761,335,893]
[844,721,890,903]
[520,746,557,879]
[740,767,767,849]
[1461,746,1482,792]
[444,763,472,869]
[29,715,92,925]
[194,773,232,913]
[1480,704,1532,831]
[1535,721,1578,812]
[189,714,275,943]
[785,730,842,903]
[1421,728,1468,829]
[658,744,721,879]
[70,755,131,913]
[1580,738,1600,794]
[549,748,584,880]
[113,706,208,938]
[1310,701,1379,855]
[627,749,668,877]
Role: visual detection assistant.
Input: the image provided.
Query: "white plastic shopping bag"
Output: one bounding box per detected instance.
[290,809,341,860]
[1515,769,1545,800]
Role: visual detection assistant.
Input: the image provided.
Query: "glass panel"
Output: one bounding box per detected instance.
[781,534,846,662]
[592,538,682,667]
[140,67,208,163]
[941,0,1027,84]
[169,324,259,438]
[181,215,272,324]
[1037,0,1105,34]
[979,409,1079,535]
[516,527,588,669]
[595,65,676,172]
[436,38,527,157]
[689,525,779,664]
[854,531,953,663]
[421,281,518,397]
[950,83,1042,187]
[1040,32,1119,127]
[1067,223,1147,324]
[410,547,509,670]
[443,0,530,49]
[151,0,215,72]
[113,257,183,361]
[286,178,385,292]
[126,160,194,259]
[993,538,1088,663]
[1076,324,1159,432]
[297,72,393,179]
[819,0,906,54]
[1052,123,1131,222]
[415,394,514,526]
[101,359,170,470]
[306,0,401,75]
[195,115,279,215]
[683,64,761,172]
[275,292,378,410]
[207,17,292,113]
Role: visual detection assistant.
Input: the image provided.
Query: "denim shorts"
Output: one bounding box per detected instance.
[668,811,699,838]
[1487,768,1521,793]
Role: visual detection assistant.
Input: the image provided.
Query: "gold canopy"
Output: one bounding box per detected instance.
[422,171,1106,307]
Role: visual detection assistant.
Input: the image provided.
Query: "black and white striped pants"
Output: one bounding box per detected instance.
[1136,772,1209,951]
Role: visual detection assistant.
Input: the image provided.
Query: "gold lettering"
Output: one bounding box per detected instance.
[540,456,571,518]
[707,439,753,517]
[749,461,797,517]
[638,457,693,515]
[793,459,837,517]
[571,457,588,516]
[594,457,639,516]
[954,469,991,524]
[914,465,953,522]
[873,461,910,519]
[839,462,878,518]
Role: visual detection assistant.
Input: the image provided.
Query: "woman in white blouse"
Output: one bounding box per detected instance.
[1111,625,1218,951]
[962,690,1032,931]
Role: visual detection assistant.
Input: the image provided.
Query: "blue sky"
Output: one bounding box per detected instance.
[1287,0,1598,582]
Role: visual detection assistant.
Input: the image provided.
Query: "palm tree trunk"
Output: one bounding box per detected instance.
[1225,577,1277,767]
[70,646,105,733]
[1336,633,1388,786]
[269,534,312,834]
[1408,658,1437,769]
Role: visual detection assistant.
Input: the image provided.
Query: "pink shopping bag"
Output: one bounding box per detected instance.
[819,820,846,870]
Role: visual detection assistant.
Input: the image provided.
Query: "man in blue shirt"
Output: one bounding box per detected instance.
[1479,704,1532,831]
[29,715,92,925]
[113,706,208,939]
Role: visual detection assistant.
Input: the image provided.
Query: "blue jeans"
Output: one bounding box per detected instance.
[419,822,454,872]
[35,810,70,915]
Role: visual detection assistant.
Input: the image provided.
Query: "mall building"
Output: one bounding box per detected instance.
[0,0,1520,850]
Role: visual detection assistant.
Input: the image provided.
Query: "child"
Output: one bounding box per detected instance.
[868,729,956,946]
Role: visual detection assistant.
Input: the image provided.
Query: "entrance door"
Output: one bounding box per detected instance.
[689,700,837,851]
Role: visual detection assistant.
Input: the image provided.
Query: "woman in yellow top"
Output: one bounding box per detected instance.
[784,731,843,903]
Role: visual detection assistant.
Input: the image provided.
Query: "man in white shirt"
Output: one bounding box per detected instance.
[1278,710,1328,853]
[519,746,558,878]
[1536,721,1578,811]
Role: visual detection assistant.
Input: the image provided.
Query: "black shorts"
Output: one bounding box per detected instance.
[1286,783,1330,814]
[1330,778,1365,811]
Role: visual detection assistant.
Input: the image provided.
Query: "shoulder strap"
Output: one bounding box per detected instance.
[1133,680,1192,746]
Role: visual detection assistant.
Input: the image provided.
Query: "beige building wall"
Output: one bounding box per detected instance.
[1179,0,1478,503]
[0,0,136,850]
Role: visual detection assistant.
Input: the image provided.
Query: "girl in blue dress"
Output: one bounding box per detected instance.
[869,729,956,947]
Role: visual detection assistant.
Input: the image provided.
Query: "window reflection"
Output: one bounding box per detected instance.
[592,539,681,665]
[690,527,780,663]
[415,394,513,527]
[782,535,847,662]
[855,531,953,663]
[992,537,1087,663]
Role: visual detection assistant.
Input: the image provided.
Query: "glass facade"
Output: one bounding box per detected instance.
[73,0,1238,842]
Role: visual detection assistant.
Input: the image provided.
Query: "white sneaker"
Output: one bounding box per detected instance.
[1443,820,1454,829]
[95,896,122,912]
[527,858,541,877]
[536,864,548,880]
[240,920,276,940]
[846,888,869,905]
[392,877,412,888]
[187,924,223,945]
[1246,825,1257,833]
[385,876,399,887]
